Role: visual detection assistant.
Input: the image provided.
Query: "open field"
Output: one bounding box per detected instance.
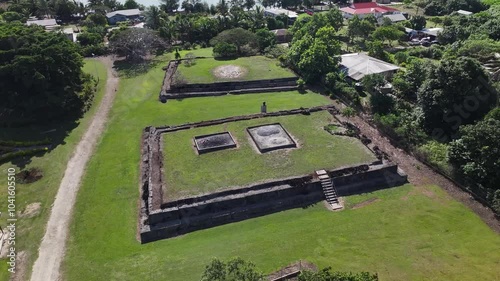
[176,56,296,83]
[164,111,375,200]
[61,54,500,281]
[0,59,107,281]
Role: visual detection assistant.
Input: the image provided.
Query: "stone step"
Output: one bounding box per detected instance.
[318,175,330,180]
[316,169,327,175]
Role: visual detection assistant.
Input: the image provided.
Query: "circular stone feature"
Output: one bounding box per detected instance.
[212,65,247,79]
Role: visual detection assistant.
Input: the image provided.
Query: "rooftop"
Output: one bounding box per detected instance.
[340,2,399,15]
[106,8,141,18]
[340,53,400,81]
[456,9,473,15]
[381,13,407,22]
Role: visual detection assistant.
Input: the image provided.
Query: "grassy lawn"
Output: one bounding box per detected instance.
[0,58,107,281]
[179,47,214,58]
[176,56,296,84]
[164,111,375,200]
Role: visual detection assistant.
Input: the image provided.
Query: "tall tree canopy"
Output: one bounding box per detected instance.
[0,23,86,124]
[109,28,167,61]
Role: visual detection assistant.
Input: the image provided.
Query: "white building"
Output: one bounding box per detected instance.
[340,53,400,81]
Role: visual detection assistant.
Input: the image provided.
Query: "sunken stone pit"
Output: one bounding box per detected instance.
[247,123,297,153]
[194,132,236,154]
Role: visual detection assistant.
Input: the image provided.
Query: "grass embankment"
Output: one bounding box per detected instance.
[0,59,107,281]
[164,111,375,199]
[63,54,500,281]
[176,56,296,83]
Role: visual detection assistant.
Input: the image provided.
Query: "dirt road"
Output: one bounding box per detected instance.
[29,57,119,281]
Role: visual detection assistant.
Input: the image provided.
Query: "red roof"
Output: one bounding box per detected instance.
[340,2,399,14]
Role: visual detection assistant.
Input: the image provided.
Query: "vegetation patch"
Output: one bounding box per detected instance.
[176,56,295,84]
[163,111,375,200]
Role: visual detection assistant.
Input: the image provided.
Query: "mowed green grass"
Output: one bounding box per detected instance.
[176,56,296,83]
[63,55,500,281]
[0,59,107,281]
[164,111,375,200]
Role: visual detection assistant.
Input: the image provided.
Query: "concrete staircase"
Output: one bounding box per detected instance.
[316,170,343,210]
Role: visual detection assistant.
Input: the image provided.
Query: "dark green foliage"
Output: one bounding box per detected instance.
[407,45,444,60]
[392,59,429,101]
[0,24,86,125]
[361,74,385,94]
[366,40,390,62]
[370,93,394,115]
[287,18,341,83]
[210,28,258,56]
[417,57,497,139]
[85,13,108,26]
[124,0,139,9]
[299,268,378,281]
[371,25,404,46]
[347,15,375,43]
[78,32,102,46]
[160,0,179,13]
[2,11,26,23]
[449,119,500,196]
[266,17,284,30]
[109,28,166,61]
[213,42,238,58]
[201,258,264,281]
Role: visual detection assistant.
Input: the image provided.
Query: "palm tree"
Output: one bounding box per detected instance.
[145,6,164,30]
[216,0,229,16]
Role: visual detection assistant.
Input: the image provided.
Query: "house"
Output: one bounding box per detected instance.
[26,19,59,30]
[420,27,443,40]
[378,13,407,23]
[264,8,298,24]
[271,29,292,43]
[106,9,142,25]
[340,53,400,81]
[340,2,401,19]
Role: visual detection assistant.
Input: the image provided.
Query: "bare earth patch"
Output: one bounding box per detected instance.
[19,202,41,218]
[212,65,247,79]
[352,198,380,209]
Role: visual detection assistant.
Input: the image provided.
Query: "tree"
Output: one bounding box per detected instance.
[213,42,238,58]
[392,59,428,101]
[77,32,102,46]
[366,40,390,61]
[255,28,275,51]
[410,15,426,30]
[449,119,500,193]
[244,0,255,10]
[1,11,26,22]
[0,24,86,124]
[372,25,404,46]
[216,0,229,15]
[109,28,167,61]
[54,0,77,22]
[347,16,375,43]
[485,107,500,121]
[160,0,179,12]
[86,13,107,26]
[145,5,165,30]
[124,0,139,9]
[210,28,258,55]
[201,258,264,281]
[418,57,497,139]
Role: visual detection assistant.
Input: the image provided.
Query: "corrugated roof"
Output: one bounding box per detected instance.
[340,53,400,81]
[106,9,141,18]
[382,13,406,22]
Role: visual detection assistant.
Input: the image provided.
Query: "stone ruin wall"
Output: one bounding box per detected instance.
[138,106,408,243]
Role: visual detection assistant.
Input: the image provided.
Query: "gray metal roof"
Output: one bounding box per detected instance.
[106,9,141,18]
[382,13,407,22]
[340,53,400,81]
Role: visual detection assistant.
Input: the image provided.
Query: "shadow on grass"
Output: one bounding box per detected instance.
[114,57,164,78]
[0,116,80,168]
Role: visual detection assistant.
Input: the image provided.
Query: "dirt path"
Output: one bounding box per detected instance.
[333,101,500,233]
[29,56,119,281]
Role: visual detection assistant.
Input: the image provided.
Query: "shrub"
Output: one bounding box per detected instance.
[183,52,196,67]
[213,42,238,58]
[297,78,305,90]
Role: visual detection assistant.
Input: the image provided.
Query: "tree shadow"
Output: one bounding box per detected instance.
[114,57,164,78]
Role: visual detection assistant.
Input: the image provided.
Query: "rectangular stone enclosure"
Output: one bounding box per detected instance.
[194,132,236,154]
[247,123,297,153]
